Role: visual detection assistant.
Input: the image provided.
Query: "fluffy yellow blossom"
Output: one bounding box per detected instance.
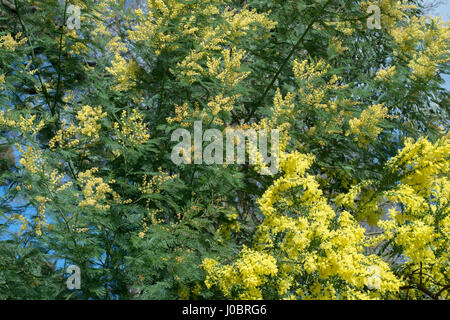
[207,93,238,116]
[0,111,44,136]
[17,145,43,174]
[0,33,27,51]
[388,14,449,81]
[166,103,190,125]
[140,169,177,195]
[106,54,139,91]
[78,168,115,211]
[113,109,150,145]
[204,150,402,299]
[49,122,79,150]
[76,105,107,140]
[223,6,277,40]
[215,48,250,87]
[202,246,278,299]
[34,196,49,236]
[217,211,241,240]
[375,66,396,81]
[50,105,108,149]
[372,136,450,298]
[347,103,388,147]
[69,42,89,55]
[329,37,348,54]
[408,18,449,80]
[387,135,449,196]
[293,59,328,81]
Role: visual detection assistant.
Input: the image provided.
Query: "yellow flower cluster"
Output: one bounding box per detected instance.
[34,196,49,236]
[139,169,177,196]
[329,37,348,55]
[293,59,328,82]
[207,93,239,120]
[360,0,416,32]
[11,214,29,236]
[375,66,396,82]
[128,0,217,53]
[177,50,206,80]
[0,111,44,136]
[12,168,71,238]
[49,122,79,150]
[126,0,275,87]
[127,1,275,55]
[76,105,107,139]
[369,135,449,297]
[389,14,449,80]
[78,168,114,211]
[166,103,190,126]
[347,103,389,147]
[138,208,164,239]
[211,48,250,87]
[0,32,27,51]
[408,18,449,80]
[106,53,139,91]
[271,89,296,122]
[202,246,278,299]
[17,145,43,174]
[204,150,403,299]
[335,183,363,209]
[18,115,45,136]
[49,169,73,193]
[0,110,21,127]
[223,6,277,40]
[69,42,89,56]
[217,211,241,240]
[138,169,178,235]
[113,109,150,146]
[396,221,437,263]
[121,1,277,128]
[51,105,107,149]
[387,135,449,196]
[294,59,349,112]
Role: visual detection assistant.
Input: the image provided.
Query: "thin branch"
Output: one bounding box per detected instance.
[244,0,331,123]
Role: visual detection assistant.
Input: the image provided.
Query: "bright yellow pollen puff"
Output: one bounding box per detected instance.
[0,111,44,136]
[204,149,403,299]
[347,103,389,147]
[17,144,43,174]
[375,66,396,81]
[389,14,449,81]
[113,109,150,145]
[374,135,449,297]
[76,105,107,140]
[0,32,27,51]
[201,246,278,300]
[166,103,190,126]
[78,168,115,211]
[49,121,80,150]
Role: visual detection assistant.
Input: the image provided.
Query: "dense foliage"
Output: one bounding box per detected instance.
[0,0,448,299]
